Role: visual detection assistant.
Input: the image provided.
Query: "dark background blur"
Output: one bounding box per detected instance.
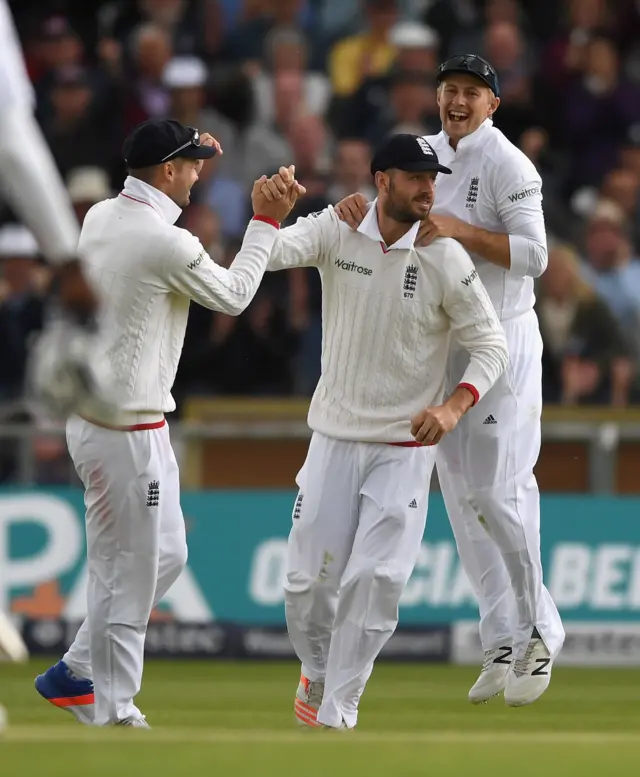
[3,0,640,413]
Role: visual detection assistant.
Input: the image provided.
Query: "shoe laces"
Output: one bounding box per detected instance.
[306,680,325,706]
[513,639,538,678]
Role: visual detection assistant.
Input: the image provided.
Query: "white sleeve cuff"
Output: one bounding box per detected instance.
[508,233,547,278]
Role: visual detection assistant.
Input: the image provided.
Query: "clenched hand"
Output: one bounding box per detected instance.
[410,403,462,446]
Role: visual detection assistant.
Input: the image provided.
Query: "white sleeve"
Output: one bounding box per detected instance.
[268,206,340,270]
[161,219,279,315]
[0,1,81,263]
[492,155,548,279]
[438,239,508,403]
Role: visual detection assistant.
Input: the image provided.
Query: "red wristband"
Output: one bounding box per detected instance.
[252,215,280,229]
[457,383,479,406]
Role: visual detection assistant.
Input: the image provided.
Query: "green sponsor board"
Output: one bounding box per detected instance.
[2,489,640,624]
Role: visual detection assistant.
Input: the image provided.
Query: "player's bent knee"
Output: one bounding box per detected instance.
[340,559,407,628]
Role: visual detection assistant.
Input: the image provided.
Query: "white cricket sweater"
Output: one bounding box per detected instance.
[77,176,278,425]
[424,119,547,321]
[268,204,508,444]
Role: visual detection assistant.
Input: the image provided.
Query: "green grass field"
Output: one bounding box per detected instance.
[1,660,639,776]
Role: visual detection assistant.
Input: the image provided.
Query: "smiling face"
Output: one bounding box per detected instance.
[376,168,437,223]
[437,73,499,146]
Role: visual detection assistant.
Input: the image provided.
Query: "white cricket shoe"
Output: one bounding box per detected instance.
[468,646,513,704]
[0,703,7,736]
[294,674,324,728]
[116,716,151,729]
[504,637,552,707]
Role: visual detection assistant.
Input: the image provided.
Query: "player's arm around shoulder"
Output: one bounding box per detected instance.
[268,205,342,271]
[489,142,548,278]
[438,237,508,396]
[158,220,279,315]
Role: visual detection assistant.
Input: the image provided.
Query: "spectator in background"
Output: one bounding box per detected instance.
[98,0,198,57]
[600,168,640,249]
[162,55,238,175]
[183,286,298,396]
[483,20,536,143]
[565,35,640,191]
[327,139,375,204]
[287,113,333,189]
[27,16,85,97]
[252,26,331,127]
[66,167,112,225]
[537,243,634,406]
[0,226,49,401]
[543,0,611,91]
[328,0,398,99]
[390,20,439,72]
[447,0,528,56]
[242,71,303,185]
[183,204,225,264]
[366,70,437,146]
[519,126,573,240]
[335,20,439,138]
[121,22,173,131]
[424,0,481,58]
[224,0,311,65]
[619,123,640,180]
[41,66,117,181]
[581,202,640,358]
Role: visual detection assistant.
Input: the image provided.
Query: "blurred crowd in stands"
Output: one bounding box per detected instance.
[3,0,640,416]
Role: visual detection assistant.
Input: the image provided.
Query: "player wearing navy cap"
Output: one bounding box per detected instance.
[258,134,507,729]
[336,56,565,707]
[34,119,304,727]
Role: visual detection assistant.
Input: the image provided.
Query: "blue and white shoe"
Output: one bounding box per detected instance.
[35,660,95,725]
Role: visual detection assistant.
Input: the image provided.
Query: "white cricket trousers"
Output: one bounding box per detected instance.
[436,311,564,660]
[285,432,436,728]
[63,416,187,726]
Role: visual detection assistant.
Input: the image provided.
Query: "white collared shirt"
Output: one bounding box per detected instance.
[77,176,279,420]
[267,203,507,443]
[423,119,547,320]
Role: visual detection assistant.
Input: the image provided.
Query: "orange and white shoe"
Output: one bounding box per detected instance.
[294,675,324,728]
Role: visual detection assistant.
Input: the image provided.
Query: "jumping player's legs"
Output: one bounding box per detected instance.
[437,431,516,653]
[318,444,435,728]
[460,316,563,663]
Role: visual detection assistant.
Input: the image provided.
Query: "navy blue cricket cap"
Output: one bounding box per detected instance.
[123,119,217,168]
[371,133,452,176]
[436,54,500,97]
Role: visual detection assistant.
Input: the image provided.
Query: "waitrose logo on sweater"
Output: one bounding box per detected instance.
[334,258,373,276]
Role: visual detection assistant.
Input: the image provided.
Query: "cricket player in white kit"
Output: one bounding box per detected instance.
[262,134,508,729]
[34,118,304,727]
[336,55,565,707]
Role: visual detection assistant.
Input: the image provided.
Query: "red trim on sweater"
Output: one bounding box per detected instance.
[457,383,480,405]
[119,192,154,209]
[81,416,166,432]
[252,215,280,229]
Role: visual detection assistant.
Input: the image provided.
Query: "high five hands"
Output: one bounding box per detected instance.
[252,165,307,224]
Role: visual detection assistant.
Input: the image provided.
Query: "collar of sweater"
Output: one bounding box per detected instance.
[120,176,182,225]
